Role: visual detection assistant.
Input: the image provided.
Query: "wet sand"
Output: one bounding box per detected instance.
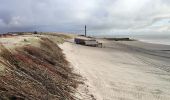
[60,39,170,100]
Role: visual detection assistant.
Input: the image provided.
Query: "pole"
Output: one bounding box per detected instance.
[85,25,86,37]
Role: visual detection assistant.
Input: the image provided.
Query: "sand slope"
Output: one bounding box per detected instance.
[60,40,170,100]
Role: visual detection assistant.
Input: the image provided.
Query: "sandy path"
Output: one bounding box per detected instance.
[60,40,170,100]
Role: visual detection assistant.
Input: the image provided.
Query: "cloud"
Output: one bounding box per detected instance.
[0,0,170,34]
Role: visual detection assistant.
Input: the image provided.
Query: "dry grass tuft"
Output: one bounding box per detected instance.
[0,38,81,100]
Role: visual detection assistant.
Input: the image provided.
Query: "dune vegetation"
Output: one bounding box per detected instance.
[0,37,81,100]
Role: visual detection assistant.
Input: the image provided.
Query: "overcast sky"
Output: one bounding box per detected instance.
[0,0,170,35]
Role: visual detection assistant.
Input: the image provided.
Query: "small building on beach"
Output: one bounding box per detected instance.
[74,37,102,47]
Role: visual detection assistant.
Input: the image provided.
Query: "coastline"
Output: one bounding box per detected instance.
[139,39,170,46]
[93,35,170,46]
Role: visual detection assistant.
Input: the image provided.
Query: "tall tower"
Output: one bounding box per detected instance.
[85,25,87,37]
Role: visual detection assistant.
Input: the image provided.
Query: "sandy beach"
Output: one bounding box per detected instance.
[60,39,170,100]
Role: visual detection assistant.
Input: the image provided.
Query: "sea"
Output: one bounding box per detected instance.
[93,34,170,46]
[129,35,170,45]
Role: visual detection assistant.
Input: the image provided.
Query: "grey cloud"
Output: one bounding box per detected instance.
[0,0,170,34]
[0,10,12,25]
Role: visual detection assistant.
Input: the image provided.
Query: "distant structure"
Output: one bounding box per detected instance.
[85,25,87,37]
[34,31,38,34]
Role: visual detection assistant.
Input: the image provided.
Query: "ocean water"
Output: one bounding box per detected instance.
[137,38,170,45]
[130,35,170,45]
[94,34,170,45]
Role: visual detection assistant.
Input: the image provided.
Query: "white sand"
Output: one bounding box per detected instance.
[60,39,170,100]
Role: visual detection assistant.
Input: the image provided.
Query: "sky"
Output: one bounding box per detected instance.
[0,0,170,35]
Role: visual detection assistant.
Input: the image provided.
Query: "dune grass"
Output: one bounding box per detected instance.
[0,38,81,100]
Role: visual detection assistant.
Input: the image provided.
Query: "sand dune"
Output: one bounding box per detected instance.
[60,39,170,100]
